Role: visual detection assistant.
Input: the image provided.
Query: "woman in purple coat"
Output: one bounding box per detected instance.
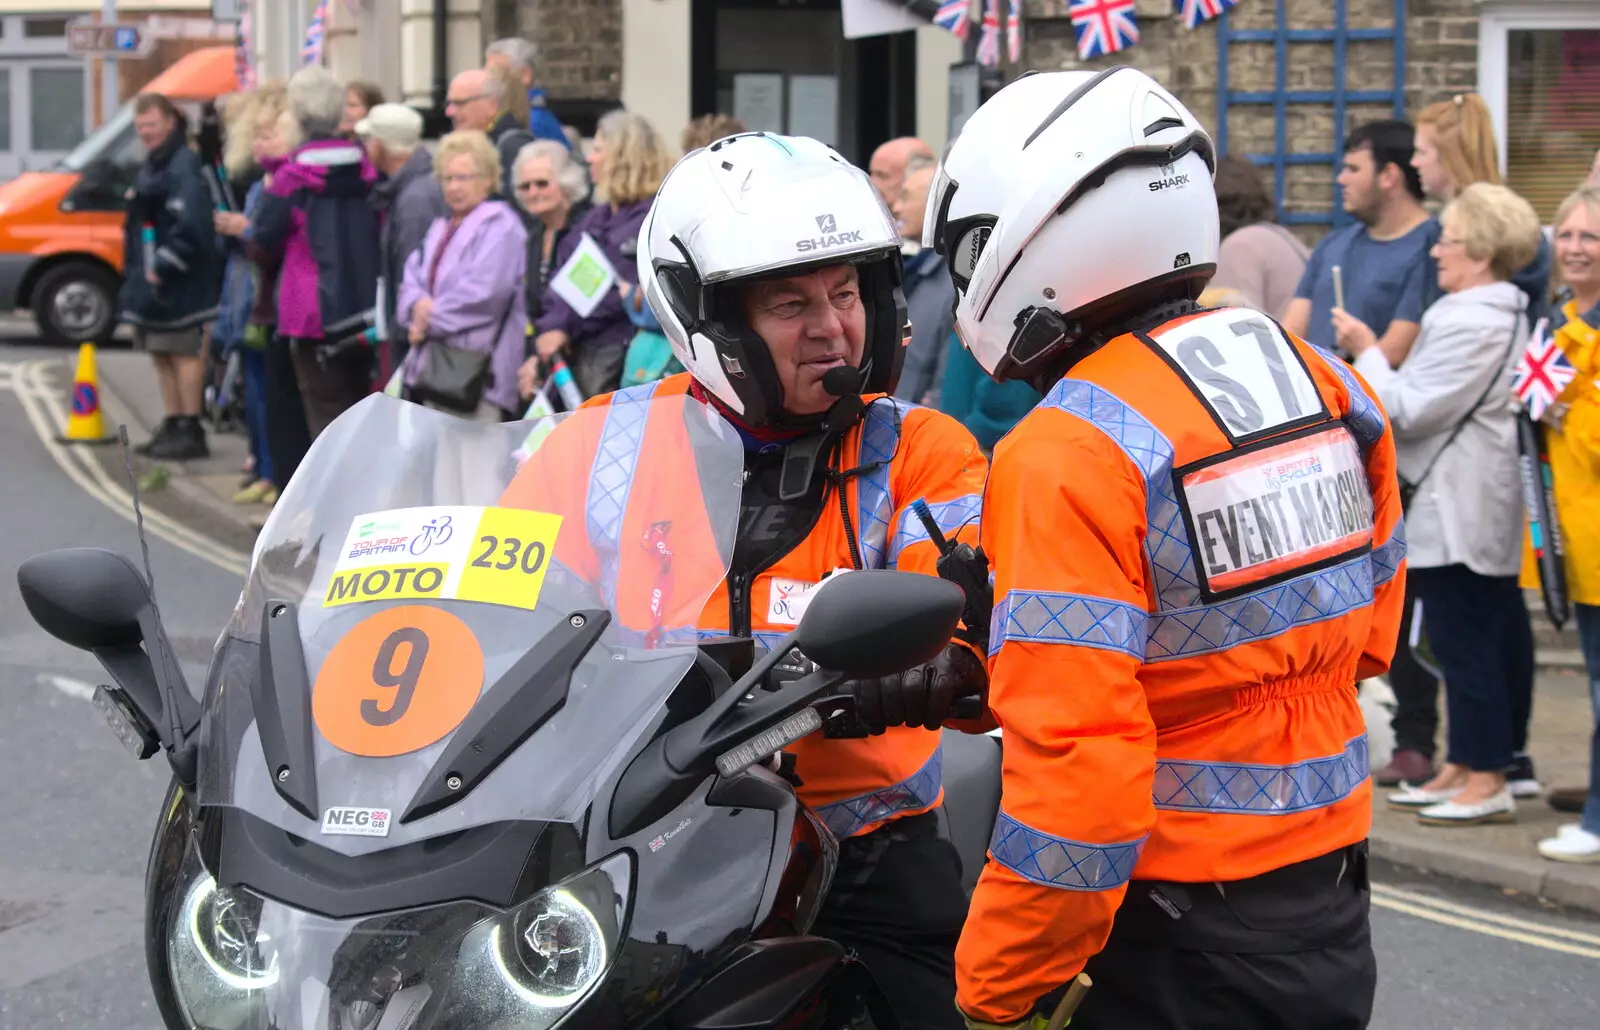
[521,109,677,399]
[397,130,529,421]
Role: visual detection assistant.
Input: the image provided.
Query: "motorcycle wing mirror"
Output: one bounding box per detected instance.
[16,548,198,765]
[793,570,965,678]
[609,570,965,839]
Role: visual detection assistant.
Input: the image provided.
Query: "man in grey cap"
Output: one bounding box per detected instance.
[358,103,445,372]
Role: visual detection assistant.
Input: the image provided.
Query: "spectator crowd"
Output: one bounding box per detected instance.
[116,51,1600,867]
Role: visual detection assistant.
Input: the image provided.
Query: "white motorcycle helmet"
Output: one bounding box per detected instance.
[638,132,908,428]
[924,66,1220,382]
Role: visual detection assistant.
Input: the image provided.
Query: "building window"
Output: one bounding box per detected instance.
[0,69,12,152]
[1481,5,1600,224]
[30,67,85,152]
[1504,29,1600,223]
[23,18,71,39]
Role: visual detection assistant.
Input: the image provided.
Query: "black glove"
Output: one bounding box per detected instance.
[852,644,987,734]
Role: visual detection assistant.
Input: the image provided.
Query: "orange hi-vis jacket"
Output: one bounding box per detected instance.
[500,373,990,840]
[955,309,1405,1022]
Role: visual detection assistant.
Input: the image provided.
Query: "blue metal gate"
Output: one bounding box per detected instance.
[1214,0,1408,228]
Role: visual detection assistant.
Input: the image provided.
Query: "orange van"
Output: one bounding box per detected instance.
[0,46,236,345]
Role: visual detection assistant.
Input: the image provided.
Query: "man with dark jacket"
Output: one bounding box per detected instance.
[253,67,382,437]
[359,103,445,376]
[446,67,533,200]
[119,93,221,460]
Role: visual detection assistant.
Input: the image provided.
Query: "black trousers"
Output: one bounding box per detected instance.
[1065,843,1375,1030]
[810,811,968,1030]
[1389,578,1442,758]
[264,334,312,490]
[1410,565,1535,772]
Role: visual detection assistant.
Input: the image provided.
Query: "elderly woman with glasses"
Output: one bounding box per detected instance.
[519,109,676,400]
[1334,182,1544,827]
[396,130,529,422]
[511,139,591,326]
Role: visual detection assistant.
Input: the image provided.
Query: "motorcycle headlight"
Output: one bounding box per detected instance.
[161,843,632,1030]
[168,850,276,1029]
[455,852,631,1028]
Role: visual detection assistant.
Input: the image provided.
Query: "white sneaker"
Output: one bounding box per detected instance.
[1508,777,1544,799]
[1387,784,1463,809]
[1416,788,1517,826]
[1538,825,1600,863]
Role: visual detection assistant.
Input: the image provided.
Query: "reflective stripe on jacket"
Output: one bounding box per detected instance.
[955,309,1405,1022]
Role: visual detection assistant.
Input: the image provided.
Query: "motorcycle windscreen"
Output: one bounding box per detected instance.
[196,392,743,855]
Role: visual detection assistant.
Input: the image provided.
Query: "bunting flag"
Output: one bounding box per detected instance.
[301,0,329,66]
[234,5,256,89]
[933,0,971,39]
[1068,0,1139,60]
[1177,0,1238,30]
[1513,317,1577,423]
[1006,0,1023,63]
[977,0,1002,68]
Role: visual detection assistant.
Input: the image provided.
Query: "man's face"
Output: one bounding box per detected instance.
[134,107,175,151]
[894,167,935,242]
[445,71,496,131]
[1337,145,1388,225]
[742,265,868,416]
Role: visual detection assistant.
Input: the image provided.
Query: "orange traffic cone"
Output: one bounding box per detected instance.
[59,342,117,444]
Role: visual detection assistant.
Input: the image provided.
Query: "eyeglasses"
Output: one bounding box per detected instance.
[444,93,489,109]
[441,173,486,186]
[516,178,552,192]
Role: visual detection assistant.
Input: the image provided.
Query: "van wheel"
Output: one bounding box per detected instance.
[33,263,117,347]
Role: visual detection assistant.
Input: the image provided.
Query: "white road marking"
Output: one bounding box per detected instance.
[1372,883,1600,960]
[10,360,249,577]
[37,673,96,701]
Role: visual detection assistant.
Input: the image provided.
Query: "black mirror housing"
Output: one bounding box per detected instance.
[17,548,151,652]
[795,571,965,679]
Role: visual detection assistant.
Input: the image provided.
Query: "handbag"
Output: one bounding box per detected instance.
[407,301,512,414]
[1397,304,1524,511]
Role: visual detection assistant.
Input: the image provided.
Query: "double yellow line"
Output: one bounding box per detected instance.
[8,359,250,578]
[1372,882,1600,960]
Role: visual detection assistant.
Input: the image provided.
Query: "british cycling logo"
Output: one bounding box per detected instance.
[410,515,454,556]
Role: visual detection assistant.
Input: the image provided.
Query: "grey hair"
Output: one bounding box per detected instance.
[287,66,345,139]
[486,37,539,74]
[514,140,590,208]
[903,153,936,176]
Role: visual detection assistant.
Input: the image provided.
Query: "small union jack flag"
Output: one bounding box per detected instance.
[1514,317,1577,422]
[976,0,1002,68]
[934,0,970,39]
[1006,0,1023,63]
[1068,0,1139,61]
[1176,0,1238,31]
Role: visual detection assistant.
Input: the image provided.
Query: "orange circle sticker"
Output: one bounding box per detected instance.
[312,605,486,758]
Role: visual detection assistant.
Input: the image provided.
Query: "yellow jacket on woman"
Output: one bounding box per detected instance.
[1524,300,1600,606]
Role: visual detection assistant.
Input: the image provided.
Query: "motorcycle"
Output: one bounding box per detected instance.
[17,392,1002,1030]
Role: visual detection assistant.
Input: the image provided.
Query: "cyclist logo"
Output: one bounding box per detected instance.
[410,515,454,557]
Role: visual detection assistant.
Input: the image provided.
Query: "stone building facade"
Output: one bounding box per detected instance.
[1019,0,1482,233]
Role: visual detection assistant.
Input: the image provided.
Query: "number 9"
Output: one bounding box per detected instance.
[363,627,429,726]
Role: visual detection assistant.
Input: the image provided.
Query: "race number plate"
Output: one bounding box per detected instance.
[323,506,563,611]
[1145,309,1327,443]
[1177,425,1375,598]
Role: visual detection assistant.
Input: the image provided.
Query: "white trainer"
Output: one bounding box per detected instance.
[1538,824,1600,863]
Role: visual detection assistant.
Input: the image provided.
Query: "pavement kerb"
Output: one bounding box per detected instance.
[87,355,263,551]
[1368,823,1600,915]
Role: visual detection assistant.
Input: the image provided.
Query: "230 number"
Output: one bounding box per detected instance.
[471,534,547,575]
